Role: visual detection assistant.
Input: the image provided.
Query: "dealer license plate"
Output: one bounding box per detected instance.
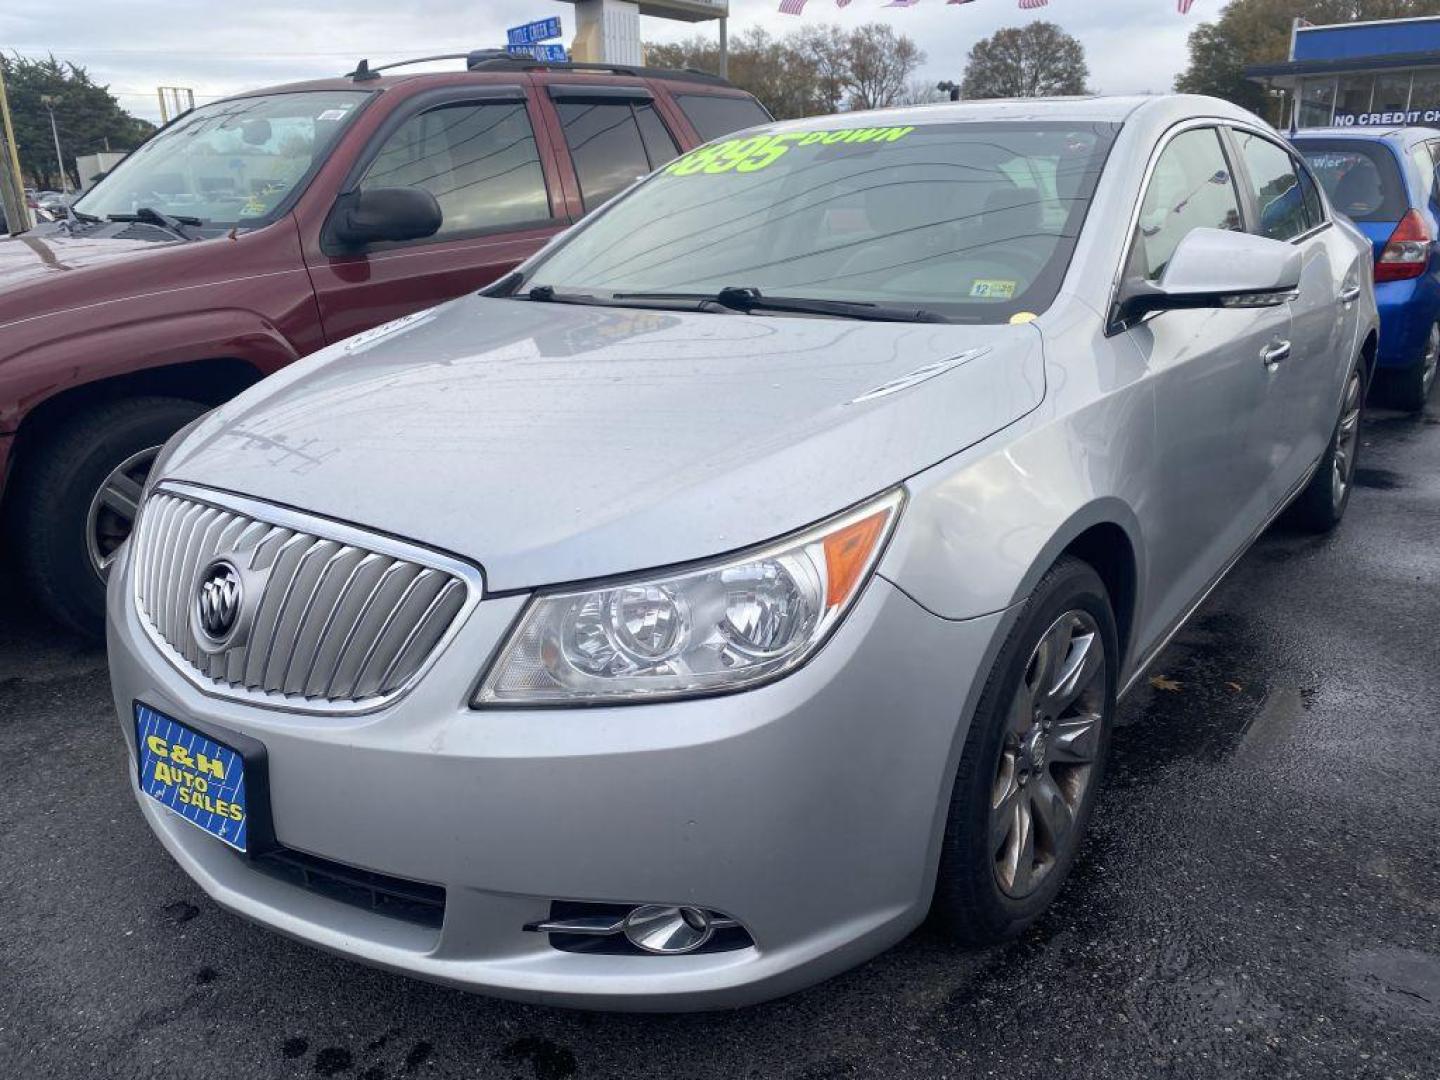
[134,703,250,853]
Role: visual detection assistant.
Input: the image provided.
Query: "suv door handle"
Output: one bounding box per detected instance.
[1339,285,1361,304]
[1261,339,1292,368]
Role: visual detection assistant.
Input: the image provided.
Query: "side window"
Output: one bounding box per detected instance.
[555,100,672,212]
[360,100,552,240]
[633,102,680,170]
[1233,130,1313,242]
[1129,127,1242,282]
[1296,157,1327,227]
[674,94,773,141]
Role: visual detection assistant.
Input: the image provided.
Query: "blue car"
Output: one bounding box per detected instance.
[1293,127,1440,411]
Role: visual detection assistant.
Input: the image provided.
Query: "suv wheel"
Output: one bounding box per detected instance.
[13,396,205,637]
[932,556,1117,943]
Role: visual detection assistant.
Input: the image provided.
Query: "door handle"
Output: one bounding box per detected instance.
[1261,339,1292,368]
[1339,285,1361,304]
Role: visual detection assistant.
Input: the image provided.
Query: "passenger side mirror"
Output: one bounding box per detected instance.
[1115,227,1302,326]
[328,187,442,249]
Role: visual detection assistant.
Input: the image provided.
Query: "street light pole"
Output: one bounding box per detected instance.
[719,16,728,79]
[39,94,68,194]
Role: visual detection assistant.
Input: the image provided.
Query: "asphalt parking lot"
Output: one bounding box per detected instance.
[2,404,1438,1080]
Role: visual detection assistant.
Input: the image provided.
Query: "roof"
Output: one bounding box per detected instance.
[757,94,1258,134]
[1247,50,1440,81]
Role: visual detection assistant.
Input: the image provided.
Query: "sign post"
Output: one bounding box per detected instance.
[559,0,729,68]
[0,64,30,233]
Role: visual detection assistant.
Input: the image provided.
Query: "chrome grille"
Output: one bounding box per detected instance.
[132,485,479,712]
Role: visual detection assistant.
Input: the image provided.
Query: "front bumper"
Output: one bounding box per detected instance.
[107,540,1003,1010]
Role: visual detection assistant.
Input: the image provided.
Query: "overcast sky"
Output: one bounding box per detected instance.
[2,0,1203,124]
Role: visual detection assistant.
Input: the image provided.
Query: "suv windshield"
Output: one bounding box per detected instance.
[523,120,1119,323]
[75,90,370,230]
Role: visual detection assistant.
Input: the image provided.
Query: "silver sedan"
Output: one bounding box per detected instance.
[107,93,1376,1010]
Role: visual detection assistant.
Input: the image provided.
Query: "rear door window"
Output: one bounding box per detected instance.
[1295,139,1407,222]
[555,99,676,211]
[674,94,773,141]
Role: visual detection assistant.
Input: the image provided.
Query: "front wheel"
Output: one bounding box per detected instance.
[932,556,1117,944]
[12,396,205,637]
[1287,363,1364,534]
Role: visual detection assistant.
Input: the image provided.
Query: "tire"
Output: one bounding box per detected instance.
[1287,361,1364,535]
[932,556,1118,944]
[1386,321,1438,414]
[11,396,205,637]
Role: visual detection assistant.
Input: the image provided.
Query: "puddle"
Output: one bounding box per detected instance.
[1353,467,1404,490]
[1346,947,1440,1023]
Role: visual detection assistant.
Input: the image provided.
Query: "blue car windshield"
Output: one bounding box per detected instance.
[1295,139,1407,223]
[525,120,1121,323]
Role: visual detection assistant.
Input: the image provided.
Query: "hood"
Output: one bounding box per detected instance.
[0,226,184,289]
[164,298,1044,591]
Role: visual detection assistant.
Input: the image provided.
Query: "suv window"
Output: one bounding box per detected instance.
[556,100,677,211]
[360,100,552,240]
[674,94,772,141]
[1129,127,1242,282]
[1296,139,1407,222]
[1233,130,1315,241]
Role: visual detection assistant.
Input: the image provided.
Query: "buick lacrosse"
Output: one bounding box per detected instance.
[109,94,1376,1009]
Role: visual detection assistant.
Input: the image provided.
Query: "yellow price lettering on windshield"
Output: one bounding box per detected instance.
[663,126,915,177]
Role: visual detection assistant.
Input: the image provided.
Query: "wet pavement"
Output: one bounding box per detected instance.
[2,406,1438,1080]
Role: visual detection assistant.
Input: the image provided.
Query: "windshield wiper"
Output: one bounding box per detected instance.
[612,286,948,323]
[525,284,714,311]
[106,206,202,240]
[67,206,103,225]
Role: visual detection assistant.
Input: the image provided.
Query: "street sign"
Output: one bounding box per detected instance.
[508,42,570,62]
[507,16,563,48]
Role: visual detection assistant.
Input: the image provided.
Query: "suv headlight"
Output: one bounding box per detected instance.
[475,489,904,706]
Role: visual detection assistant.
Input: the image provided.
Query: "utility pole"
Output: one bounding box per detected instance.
[719,16,728,79]
[39,94,68,193]
[0,62,28,233]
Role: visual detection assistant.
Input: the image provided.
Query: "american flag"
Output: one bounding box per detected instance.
[948,0,978,5]
[836,0,852,7]
[777,0,806,13]
[884,0,921,6]
[1019,0,1049,8]
[1178,0,1197,11]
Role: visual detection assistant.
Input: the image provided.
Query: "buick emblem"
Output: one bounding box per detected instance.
[195,560,243,643]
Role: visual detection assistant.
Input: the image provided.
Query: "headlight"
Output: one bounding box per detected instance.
[475,489,905,706]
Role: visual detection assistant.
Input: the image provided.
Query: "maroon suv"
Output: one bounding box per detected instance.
[0,51,769,634]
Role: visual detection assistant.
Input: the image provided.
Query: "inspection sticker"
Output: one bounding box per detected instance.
[970,279,1017,299]
[135,703,249,852]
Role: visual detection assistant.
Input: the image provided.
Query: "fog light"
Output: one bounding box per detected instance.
[622,904,714,954]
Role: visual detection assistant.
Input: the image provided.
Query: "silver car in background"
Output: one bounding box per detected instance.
[107,94,1376,1009]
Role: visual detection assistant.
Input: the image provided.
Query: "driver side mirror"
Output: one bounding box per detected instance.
[1114,227,1302,327]
[327,187,442,249]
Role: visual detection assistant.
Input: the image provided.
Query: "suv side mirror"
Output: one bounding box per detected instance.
[328,187,442,249]
[1114,227,1302,326]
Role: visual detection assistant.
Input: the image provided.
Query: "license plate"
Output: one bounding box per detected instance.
[135,703,250,853]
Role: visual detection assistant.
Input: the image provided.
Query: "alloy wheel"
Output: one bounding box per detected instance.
[85,445,160,580]
[990,609,1107,899]
[1331,369,1363,509]
[1422,323,1439,401]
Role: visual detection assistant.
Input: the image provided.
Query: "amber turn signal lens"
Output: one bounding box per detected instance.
[822,508,893,610]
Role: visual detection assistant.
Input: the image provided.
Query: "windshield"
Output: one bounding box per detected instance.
[1294,139,1407,223]
[75,90,370,229]
[522,120,1119,322]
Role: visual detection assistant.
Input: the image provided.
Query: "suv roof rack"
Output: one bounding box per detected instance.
[345,50,734,88]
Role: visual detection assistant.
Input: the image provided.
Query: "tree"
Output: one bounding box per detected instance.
[1175,0,1440,112]
[646,23,925,119]
[961,22,1089,100]
[845,24,927,111]
[1,53,154,190]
